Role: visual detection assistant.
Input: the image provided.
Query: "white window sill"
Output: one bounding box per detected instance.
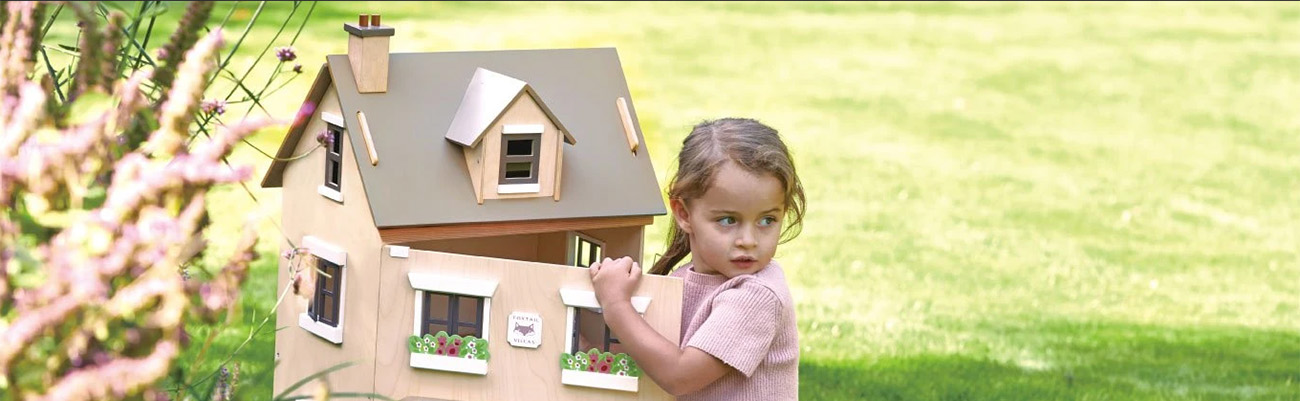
[318,185,343,203]
[299,312,342,344]
[497,183,539,194]
[561,369,639,392]
[410,353,488,375]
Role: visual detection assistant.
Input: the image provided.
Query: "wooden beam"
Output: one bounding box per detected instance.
[379,215,654,243]
[616,97,639,154]
[357,110,379,166]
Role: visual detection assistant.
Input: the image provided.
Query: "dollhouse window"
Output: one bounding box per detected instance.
[567,232,604,268]
[497,124,542,194]
[419,292,484,338]
[308,258,342,326]
[572,307,623,354]
[298,236,347,344]
[408,272,497,375]
[560,289,650,392]
[317,111,345,203]
[324,124,343,190]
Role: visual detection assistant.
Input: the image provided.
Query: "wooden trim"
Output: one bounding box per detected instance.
[560,289,651,314]
[357,110,379,166]
[408,272,499,297]
[503,124,544,134]
[379,215,653,243]
[262,63,331,188]
[553,128,564,201]
[321,111,345,127]
[616,97,639,154]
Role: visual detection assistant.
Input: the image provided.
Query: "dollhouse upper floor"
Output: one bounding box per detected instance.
[261,46,667,245]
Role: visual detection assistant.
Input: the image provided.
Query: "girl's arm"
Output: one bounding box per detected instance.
[590,257,731,396]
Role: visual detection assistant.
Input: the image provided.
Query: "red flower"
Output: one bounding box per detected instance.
[448,347,459,356]
[599,364,610,373]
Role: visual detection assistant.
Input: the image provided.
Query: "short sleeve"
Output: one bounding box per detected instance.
[685,283,780,377]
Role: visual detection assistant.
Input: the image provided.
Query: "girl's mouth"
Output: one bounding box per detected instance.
[731,257,756,269]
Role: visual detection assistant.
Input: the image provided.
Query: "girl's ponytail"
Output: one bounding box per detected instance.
[649,219,690,275]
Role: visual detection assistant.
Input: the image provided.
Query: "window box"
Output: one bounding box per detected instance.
[409,332,490,375]
[559,349,641,392]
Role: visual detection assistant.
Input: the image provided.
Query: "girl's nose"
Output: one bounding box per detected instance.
[736,229,757,248]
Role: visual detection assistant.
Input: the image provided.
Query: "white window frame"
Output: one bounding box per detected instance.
[496,124,545,194]
[298,236,347,344]
[566,231,605,267]
[408,272,498,375]
[559,289,650,392]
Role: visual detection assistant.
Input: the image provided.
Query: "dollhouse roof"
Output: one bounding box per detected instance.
[261,48,667,229]
[444,67,576,147]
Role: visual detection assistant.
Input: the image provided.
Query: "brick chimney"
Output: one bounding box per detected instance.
[344,14,394,93]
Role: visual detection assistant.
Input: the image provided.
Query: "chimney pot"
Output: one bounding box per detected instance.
[371,14,381,27]
[359,14,369,27]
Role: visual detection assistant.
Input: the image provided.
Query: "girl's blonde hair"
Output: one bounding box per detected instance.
[649,118,806,275]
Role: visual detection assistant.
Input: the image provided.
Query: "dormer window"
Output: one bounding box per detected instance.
[500,126,541,186]
[443,68,577,202]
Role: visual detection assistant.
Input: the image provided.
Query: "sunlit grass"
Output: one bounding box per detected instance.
[147,1,1300,399]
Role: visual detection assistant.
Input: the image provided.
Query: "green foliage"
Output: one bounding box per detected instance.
[198,2,1299,399]
[560,349,641,377]
[409,332,490,361]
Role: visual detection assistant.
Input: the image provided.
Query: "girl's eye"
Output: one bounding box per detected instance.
[717,216,737,226]
[759,216,778,226]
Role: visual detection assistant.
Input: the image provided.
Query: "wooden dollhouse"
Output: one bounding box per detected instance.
[261,15,682,401]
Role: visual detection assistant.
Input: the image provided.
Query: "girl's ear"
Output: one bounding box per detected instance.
[670,198,693,235]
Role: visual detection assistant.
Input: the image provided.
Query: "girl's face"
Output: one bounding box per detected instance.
[672,161,785,278]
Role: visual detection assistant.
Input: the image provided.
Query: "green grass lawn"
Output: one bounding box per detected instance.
[117,1,1300,399]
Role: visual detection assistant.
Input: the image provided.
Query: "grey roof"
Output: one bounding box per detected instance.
[264,48,666,229]
[444,67,575,147]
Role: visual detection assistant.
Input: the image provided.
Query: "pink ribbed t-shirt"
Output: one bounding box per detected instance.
[669,261,799,400]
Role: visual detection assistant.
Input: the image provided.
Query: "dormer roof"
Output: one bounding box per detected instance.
[444,68,576,148]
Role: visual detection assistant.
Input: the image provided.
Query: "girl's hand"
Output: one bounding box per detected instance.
[590,256,642,308]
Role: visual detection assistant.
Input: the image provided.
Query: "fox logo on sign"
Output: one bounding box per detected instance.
[507,312,542,348]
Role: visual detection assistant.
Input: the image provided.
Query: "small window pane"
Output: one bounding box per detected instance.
[425,293,449,321]
[425,322,449,336]
[574,240,586,267]
[456,325,480,338]
[322,295,335,321]
[458,297,480,325]
[506,139,533,156]
[590,243,602,265]
[330,129,342,154]
[504,162,531,179]
[576,308,607,352]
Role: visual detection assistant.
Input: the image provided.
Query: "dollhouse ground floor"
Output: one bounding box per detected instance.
[275,227,684,401]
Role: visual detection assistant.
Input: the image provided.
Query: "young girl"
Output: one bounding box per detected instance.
[590,117,805,400]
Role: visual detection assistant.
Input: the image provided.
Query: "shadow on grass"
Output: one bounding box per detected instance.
[801,321,1300,400]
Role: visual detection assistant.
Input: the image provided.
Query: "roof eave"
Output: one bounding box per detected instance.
[261,62,333,188]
